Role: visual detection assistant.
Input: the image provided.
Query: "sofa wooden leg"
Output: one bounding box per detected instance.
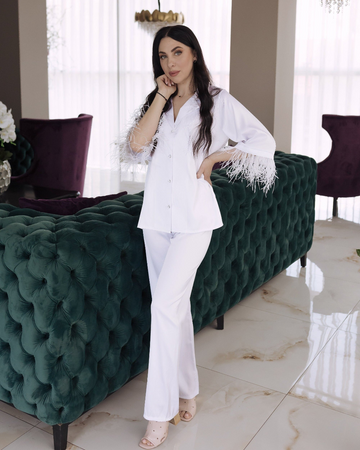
[53,423,69,450]
[216,314,224,330]
[300,253,307,268]
[333,197,338,217]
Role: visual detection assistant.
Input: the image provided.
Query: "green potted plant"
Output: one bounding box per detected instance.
[0,101,15,194]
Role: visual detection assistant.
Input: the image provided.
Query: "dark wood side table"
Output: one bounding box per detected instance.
[0,184,80,207]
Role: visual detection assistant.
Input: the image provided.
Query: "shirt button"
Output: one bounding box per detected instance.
[168,154,172,158]
[167,205,171,208]
[171,130,175,133]
[168,179,172,183]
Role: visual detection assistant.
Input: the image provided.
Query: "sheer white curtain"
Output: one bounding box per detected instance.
[47,0,232,171]
[291,0,360,162]
[47,0,118,169]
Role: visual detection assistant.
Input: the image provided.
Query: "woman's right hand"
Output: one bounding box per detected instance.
[156,74,177,100]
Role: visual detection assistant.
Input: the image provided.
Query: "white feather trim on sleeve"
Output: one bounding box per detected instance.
[116,107,164,171]
[220,146,277,194]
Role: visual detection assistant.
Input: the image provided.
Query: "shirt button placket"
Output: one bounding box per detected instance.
[168,132,174,232]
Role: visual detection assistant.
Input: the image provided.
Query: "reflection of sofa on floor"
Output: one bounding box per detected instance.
[0,151,316,450]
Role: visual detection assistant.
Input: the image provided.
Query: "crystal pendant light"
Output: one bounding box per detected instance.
[320,0,350,13]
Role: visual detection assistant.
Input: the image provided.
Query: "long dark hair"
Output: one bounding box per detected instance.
[140,25,221,156]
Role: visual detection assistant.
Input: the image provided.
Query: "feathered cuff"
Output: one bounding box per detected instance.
[220,146,277,194]
[116,108,163,170]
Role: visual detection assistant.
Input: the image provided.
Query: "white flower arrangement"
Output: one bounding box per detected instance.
[0,101,16,163]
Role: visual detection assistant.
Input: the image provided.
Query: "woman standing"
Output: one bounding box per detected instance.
[119,25,276,449]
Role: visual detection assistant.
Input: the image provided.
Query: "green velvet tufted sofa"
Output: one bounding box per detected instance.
[0,151,316,450]
[5,129,34,177]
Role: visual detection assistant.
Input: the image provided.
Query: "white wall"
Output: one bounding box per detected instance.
[229,0,278,134]
[230,0,298,153]
[274,0,297,153]
[18,0,49,119]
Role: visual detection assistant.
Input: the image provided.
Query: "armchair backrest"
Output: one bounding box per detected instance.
[317,114,360,198]
[17,114,93,194]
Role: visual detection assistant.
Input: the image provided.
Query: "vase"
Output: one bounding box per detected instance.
[0,160,11,194]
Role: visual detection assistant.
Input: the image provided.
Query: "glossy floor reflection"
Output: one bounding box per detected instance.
[0,189,359,449]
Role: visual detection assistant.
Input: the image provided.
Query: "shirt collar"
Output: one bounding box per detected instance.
[167,93,199,123]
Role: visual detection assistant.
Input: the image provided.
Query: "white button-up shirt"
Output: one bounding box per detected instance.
[119,88,276,233]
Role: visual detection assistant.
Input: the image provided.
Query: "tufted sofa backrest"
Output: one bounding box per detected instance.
[6,130,34,177]
[192,152,317,331]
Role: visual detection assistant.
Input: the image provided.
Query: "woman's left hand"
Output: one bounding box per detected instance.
[196,156,215,186]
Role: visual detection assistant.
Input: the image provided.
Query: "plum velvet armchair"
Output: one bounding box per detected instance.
[316,114,360,216]
[11,114,93,195]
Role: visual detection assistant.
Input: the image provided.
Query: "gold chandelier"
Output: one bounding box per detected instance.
[135,1,184,35]
[320,0,350,13]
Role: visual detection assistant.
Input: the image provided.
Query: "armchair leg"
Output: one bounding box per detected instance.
[333,197,338,217]
[216,314,224,330]
[53,423,69,450]
[300,253,307,268]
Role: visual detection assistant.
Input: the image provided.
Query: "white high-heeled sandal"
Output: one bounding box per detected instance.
[179,397,196,422]
[139,413,180,449]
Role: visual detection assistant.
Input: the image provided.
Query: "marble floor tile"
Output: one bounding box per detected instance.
[315,195,360,224]
[313,216,360,243]
[38,367,285,450]
[175,367,284,450]
[36,371,149,448]
[314,215,360,242]
[0,410,33,450]
[307,218,360,284]
[0,402,40,427]
[245,394,360,450]
[340,301,360,335]
[290,328,360,419]
[3,426,83,450]
[195,304,335,394]
[240,266,360,329]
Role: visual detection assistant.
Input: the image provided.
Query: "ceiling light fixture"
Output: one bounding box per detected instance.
[320,0,350,13]
[135,1,184,35]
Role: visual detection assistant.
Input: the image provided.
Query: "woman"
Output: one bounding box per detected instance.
[119,25,276,449]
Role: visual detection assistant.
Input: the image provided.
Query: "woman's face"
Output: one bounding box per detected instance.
[158,37,196,86]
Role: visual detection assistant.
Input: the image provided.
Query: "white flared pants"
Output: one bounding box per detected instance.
[143,229,212,421]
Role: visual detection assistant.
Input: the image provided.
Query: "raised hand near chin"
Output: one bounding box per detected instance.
[156,74,177,100]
